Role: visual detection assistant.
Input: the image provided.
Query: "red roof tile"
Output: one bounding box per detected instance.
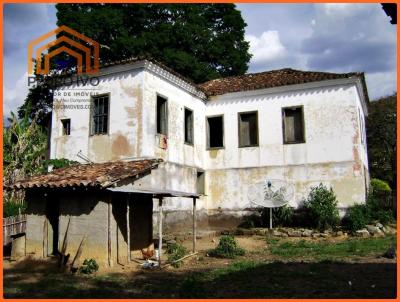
[198,68,368,100]
[5,159,162,190]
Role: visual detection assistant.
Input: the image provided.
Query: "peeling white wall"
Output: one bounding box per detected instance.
[50,63,369,227]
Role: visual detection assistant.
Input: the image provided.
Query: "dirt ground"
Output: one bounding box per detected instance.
[3,234,397,298]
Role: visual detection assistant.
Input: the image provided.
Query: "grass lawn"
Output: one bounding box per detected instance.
[267,235,396,261]
[3,235,396,298]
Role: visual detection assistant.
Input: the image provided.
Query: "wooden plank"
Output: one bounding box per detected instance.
[108,201,112,267]
[158,198,163,267]
[126,197,131,263]
[70,235,86,271]
[192,197,197,253]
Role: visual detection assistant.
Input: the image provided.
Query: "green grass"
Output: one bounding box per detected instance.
[268,235,396,261]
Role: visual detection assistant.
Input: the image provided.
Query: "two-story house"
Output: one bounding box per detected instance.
[9,58,369,265]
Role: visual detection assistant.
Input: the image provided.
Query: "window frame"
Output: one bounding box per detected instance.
[61,118,71,136]
[156,93,168,136]
[206,114,225,150]
[196,170,205,195]
[89,93,110,136]
[184,107,194,146]
[282,105,306,144]
[238,110,259,148]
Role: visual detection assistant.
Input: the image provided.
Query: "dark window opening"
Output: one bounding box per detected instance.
[282,107,305,144]
[91,95,109,135]
[207,116,224,148]
[61,119,71,136]
[184,108,194,144]
[197,171,205,195]
[239,111,258,147]
[157,95,168,135]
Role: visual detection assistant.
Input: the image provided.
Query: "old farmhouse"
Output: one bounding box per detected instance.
[7,58,369,265]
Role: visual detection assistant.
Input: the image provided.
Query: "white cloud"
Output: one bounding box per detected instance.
[246,31,287,64]
[365,70,397,100]
[3,72,29,117]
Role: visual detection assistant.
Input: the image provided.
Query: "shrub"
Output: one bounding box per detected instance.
[3,201,26,218]
[371,178,391,193]
[344,193,394,232]
[303,183,340,231]
[260,205,294,227]
[344,203,370,232]
[166,243,187,268]
[79,259,99,274]
[208,235,245,258]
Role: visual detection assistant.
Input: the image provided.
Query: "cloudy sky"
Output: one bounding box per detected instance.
[3,3,397,118]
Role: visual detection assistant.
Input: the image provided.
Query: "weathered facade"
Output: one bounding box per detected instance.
[49,59,369,229]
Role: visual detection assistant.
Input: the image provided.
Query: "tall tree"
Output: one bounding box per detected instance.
[20,4,250,122]
[55,4,251,83]
[366,93,397,190]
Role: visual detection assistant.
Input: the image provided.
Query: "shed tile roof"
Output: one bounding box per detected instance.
[198,68,368,100]
[5,159,162,190]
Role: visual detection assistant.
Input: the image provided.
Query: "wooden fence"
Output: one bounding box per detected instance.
[3,214,26,246]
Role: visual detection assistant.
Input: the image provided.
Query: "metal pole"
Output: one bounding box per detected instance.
[270,208,273,229]
[158,197,163,267]
[192,197,197,253]
[126,197,131,264]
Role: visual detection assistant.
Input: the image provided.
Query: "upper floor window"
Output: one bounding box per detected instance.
[184,108,194,145]
[156,95,168,135]
[61,119,71,136]
[207,115,224,149]
[91,94,109,135]
[238,111,258,147]
[282,106,305,144]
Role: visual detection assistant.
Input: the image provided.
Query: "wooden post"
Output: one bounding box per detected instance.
[192,197,197,253]
[108,201,112,267]
[126,197,131,264]
[158,197,163,267]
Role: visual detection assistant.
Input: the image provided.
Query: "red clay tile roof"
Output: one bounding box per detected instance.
[5,159,162,190]
[198,68,369,101]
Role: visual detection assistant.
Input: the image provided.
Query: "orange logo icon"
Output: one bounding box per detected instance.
[28,25,100,75]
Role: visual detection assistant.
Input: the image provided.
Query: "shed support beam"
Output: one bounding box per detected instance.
[158,197,163,267]
[126,197,131,263]
[192,197,197,253]
[108,201,112,267]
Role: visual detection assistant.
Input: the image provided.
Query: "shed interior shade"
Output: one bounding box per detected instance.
[5,158,162,190]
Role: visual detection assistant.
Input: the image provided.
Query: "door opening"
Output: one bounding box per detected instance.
[45,197,60,256]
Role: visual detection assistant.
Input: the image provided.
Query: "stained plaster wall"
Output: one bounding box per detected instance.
[49,63,369,231]
[204,82,369,217]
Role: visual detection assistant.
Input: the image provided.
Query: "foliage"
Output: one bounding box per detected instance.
[3,201,27,218]
[370,178,391,193]
[166,243,187,268]
[55,4,250,84]
[268,235,396,261]
[208,235,245,258]
[38,158,79,174]
[79,259,99,274]
[344,204,370,232]
[17,81,54,127]
[367,93,396,190]
[303,183,340,231]
[344,192,394,232]
[261,205,294,227]
[3,112,48,185]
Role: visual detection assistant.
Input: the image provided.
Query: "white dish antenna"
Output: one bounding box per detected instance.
[248,179,294,229]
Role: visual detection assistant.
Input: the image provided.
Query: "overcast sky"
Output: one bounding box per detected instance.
[3,3,397,119]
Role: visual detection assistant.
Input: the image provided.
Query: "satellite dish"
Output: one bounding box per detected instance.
[248,179,294,229]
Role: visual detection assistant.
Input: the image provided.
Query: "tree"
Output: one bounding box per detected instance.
[55,4,251,83]
[366,93,396,190]
[3,112,48,185]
